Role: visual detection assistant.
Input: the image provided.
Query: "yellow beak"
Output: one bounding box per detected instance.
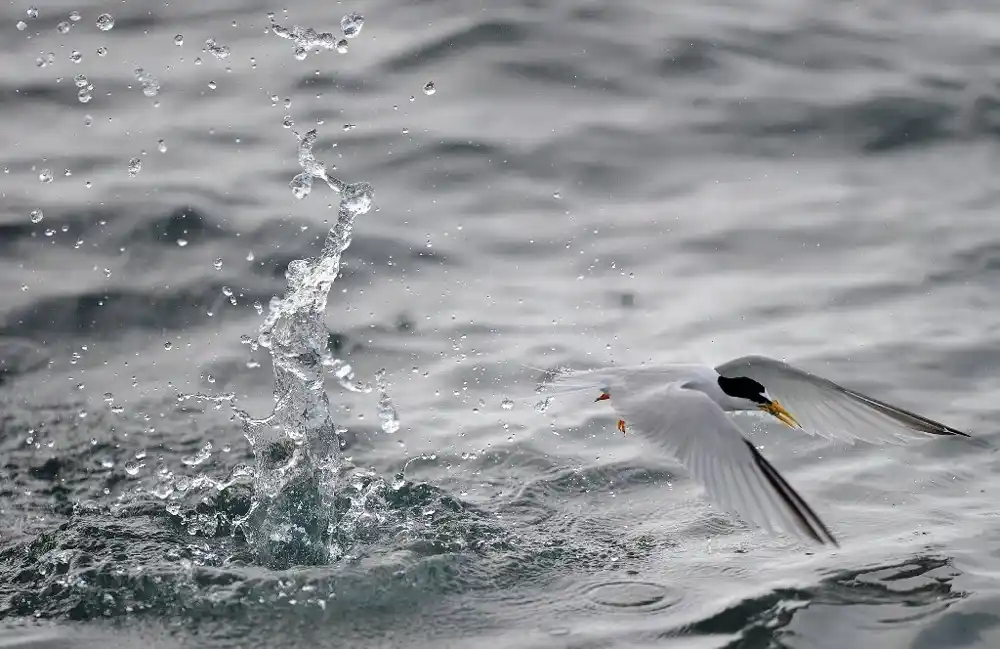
[760,400,801,429]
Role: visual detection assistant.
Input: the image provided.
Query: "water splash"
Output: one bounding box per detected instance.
[181,442,213,467]
[74,74,93,104]
[375,369,401,434]
[163,16,425,569]
[340,13,364,38]
[205,38,231,60]
[268,14,349,61]
[171,124,370,567]
[134,68,160,97]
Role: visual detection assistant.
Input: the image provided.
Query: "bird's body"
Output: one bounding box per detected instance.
[537,355,970,548]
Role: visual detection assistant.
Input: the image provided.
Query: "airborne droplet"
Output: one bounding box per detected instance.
[534,396,553,413]
[134,68,160,97]
[205,37,231,59]
[96,13,114,31]
[340,12,364,38]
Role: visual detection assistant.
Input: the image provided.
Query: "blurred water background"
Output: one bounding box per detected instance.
[2,0,1000,647]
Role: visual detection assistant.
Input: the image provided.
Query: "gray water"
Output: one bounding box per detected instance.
[2,0,1000,647]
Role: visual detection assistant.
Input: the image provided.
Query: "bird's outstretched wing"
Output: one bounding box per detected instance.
[614,383,838,547]
[716,355,970,445]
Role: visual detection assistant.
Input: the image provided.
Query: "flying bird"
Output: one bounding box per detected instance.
[538,355,970,547]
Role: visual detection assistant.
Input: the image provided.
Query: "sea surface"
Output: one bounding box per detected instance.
[2,0,1000,647]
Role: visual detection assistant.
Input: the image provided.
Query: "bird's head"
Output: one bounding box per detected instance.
[717,375,801,428]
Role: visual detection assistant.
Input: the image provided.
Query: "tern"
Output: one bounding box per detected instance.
[538,355,970,547]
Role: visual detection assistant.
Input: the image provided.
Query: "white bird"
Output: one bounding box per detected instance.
[537,355,970,547]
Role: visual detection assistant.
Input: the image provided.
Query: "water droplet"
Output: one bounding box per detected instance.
[375,369,401,434]
[26,7,38,20]
[501,398,514,411]
[96,47,107,57]
[16,21,26,31]
[553,191,561,199]
[157,139,167,153]
[213,258,223,270]
[35,53,54,68]
[38,169,53,183]
[205,37,230,59]
[96,13,114,31]
[127,157,142,177]
[282,115,295,128]
[110,404,124,414]
[29,209,43,224]
[341,181,374,215]
[182,442,213,466]
[134,68,160,97]
[268,15,348,60]
[340,13,364,38]
[207,80,217,90]
[422,81,436,95]
[74,74,89,88]
[124,460,144,476]
[56,21,71,34]
[289,173,312,200]
[335,39,348,54]
[174,34,184,46]
[69,11,81,22]
[176,238,187,247]
[164,341,173,350]
[534,396,553,413]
